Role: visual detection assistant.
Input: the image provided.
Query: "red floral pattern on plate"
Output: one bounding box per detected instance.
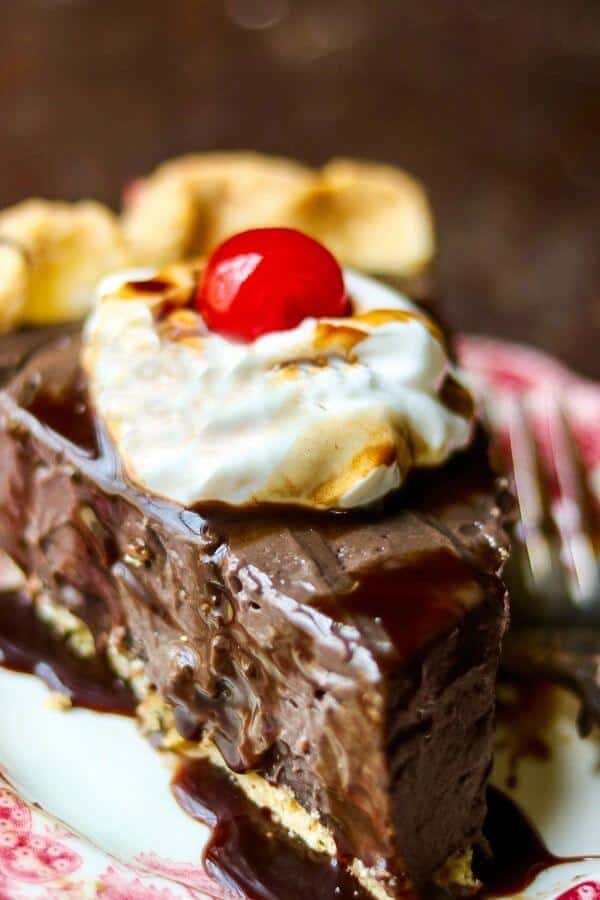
[97,866,189,900]
[555,884,600,900]
[134,854,238,899]
[0,787,80,885]
[0,782,231,899]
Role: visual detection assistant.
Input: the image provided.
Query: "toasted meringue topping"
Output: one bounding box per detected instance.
[82,266,473,510]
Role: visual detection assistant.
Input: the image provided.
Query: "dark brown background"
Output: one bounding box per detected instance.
[2,0,599,375]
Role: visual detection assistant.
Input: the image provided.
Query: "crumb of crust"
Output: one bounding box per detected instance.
[106,632,151,700]
[121,152,434,276]
[0,551,25,591]
[36,593,96,659]
[0,198,129,332]
[45,691,73,712]
[434,848,480,894]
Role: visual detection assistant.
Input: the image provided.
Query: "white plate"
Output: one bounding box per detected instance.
[0,666,598,899]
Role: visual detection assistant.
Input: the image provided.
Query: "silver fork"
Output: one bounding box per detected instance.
[503,393,600,622]
[486,392,600,732]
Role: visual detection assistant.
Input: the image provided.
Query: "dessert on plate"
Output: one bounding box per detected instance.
[0,155,510,899]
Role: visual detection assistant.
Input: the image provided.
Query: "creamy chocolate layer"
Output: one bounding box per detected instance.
[0,328,510,894]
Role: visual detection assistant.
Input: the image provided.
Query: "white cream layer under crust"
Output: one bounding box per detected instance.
[82,269,473,509]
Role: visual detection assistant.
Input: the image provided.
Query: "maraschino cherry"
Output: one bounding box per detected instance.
[197,227,348,342]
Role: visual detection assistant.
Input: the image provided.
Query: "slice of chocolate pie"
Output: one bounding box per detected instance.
[0,228,510,899]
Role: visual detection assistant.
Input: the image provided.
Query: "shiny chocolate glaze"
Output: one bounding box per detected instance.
[0,328,510,895]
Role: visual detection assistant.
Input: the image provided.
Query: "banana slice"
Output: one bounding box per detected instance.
[291,159,435,276]
[0,240,28,333]
[122,152,313,267]
[0,199,128,332]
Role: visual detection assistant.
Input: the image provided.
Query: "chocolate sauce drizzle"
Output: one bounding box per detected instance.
[171,762,594,900]
[313,547,481,659]
[477,786,591,897]
[0,590,135,715]
[171,758,594,900]
[27,380,98,454]
[172,757,370,900]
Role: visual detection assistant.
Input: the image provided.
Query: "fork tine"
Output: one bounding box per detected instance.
[546,401,600,608]
[504,394,568,606]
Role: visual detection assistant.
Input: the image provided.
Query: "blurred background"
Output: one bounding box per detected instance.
[2,0,599,375]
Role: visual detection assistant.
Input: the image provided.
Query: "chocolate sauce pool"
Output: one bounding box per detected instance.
[171,755,591,900]
[0,590,135,715]
[27,378,98,454]
[173,757,370,900]
[477,787,590,897]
